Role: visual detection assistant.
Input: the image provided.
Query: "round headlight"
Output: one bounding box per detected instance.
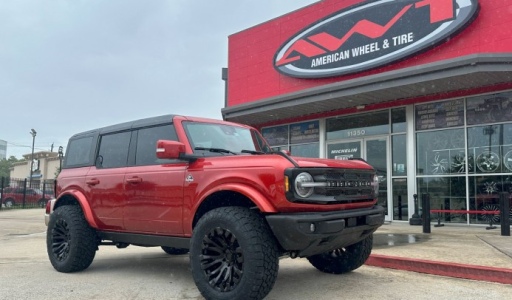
[294,172,314,198]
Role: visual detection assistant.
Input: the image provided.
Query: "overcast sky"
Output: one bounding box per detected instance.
[0,0,317,159]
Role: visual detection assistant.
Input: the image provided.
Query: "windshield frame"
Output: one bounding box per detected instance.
[182,121,271,156]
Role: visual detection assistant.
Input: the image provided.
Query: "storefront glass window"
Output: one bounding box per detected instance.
[416,128,465,175]
[291,143,319,158]
[415,92,512,226]
[466,92,512,125]
[467,124,512,174]
[415,99,464,131]
[261,125,288,147]
[262,120,320,158]
[391,107,406,133]
[289,121,319,144]
[468,175,512,225]
[392,134,407,176]
[417,176,467,224]
[326,110,389,140]
[392,178,408,221]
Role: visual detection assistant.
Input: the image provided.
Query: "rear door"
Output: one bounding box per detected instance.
[85,131,131,230]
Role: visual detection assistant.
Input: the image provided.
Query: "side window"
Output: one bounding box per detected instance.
[135,124,178,166]
[64,136,94,168]
[97,131,131,168]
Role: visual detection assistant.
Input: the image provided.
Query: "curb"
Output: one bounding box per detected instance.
[366,254,512,285]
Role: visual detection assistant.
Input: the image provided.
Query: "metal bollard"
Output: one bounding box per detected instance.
[398,195,402,219]
[500,192,510,236]
[422,193,431,234]
[409,194,422,226]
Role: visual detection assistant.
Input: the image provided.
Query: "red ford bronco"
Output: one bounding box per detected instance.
[45,114,383,300]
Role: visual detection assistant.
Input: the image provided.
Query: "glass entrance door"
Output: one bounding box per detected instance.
[327,137,390,220]
[365,138,389,220]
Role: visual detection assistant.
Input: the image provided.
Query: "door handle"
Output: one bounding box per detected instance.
[86,179,100,185]
[126,177,143,184]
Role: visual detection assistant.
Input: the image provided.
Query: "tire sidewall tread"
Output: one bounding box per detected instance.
[46,205,97,273]
[307,234,373,274]
[190,207,279,300]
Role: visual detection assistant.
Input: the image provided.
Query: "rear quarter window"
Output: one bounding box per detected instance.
[64,136,94,168]
[97,131,131,168]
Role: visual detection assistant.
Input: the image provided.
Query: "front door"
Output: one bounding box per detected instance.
[327,137,390,220]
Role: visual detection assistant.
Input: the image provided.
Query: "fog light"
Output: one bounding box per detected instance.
[310,223,316,232]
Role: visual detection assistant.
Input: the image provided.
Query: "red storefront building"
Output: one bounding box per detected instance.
[222,0,512,224]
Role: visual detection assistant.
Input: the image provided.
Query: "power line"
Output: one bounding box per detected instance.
[6,142,64,151]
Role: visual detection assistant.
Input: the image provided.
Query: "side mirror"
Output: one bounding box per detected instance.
[156,140,186,159]
[281,149,291,156]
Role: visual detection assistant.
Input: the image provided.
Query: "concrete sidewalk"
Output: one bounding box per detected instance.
[368,222,512,284]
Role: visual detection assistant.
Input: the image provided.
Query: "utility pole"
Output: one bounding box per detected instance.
[29,129,37,189]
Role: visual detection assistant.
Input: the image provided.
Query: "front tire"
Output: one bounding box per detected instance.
[46,205,98,273]
[307,234,373,274]
[190,207,279,300]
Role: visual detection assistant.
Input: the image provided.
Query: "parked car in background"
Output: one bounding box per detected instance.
[2,187,52,208]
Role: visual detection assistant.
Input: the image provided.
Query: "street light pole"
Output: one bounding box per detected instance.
[58,146,63,172]
[29,129,37,189]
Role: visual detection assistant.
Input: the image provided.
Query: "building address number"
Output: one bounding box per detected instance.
[347,129,366,137]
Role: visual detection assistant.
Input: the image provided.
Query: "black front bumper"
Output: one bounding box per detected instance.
[265,205,384,257]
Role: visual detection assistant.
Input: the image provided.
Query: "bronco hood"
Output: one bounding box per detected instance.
[290,156,374,170]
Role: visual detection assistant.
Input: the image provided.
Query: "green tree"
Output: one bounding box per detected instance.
[0,156,21,179]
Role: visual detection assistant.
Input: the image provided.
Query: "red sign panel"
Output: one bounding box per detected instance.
[274,0,479,78]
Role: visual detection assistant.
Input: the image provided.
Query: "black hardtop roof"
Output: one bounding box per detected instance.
[69,114,177,139]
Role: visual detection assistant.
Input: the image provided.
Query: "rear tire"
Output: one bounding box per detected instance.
[4,198,15,208]
[46,205,98,273]
[161,246,189,255]
[307,234,373,274]
[190,207,279,300]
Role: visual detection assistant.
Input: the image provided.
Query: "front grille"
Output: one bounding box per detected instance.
[314,172,374,199]
[285,168,376,204]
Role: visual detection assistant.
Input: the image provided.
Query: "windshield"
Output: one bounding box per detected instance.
[183,122,270,155]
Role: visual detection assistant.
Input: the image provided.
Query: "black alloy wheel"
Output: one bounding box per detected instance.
[51,217,71,262]
[47,205,97,273]
[200,227,243,292]
[190,207,279,300]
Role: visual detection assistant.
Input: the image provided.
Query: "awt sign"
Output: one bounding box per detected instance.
[274,0,479,78]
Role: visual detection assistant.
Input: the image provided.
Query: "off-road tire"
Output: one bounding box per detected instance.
[4,198,15,208]
[190,207,279,300]
[161,246,189,255]
[307,234,373,274]
[46,205,98,273]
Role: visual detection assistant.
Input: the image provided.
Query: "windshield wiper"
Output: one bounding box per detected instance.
[241,150,265,155]
[195,147,238,155]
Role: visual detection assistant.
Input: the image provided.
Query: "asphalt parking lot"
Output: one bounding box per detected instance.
[1,209,511,300]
